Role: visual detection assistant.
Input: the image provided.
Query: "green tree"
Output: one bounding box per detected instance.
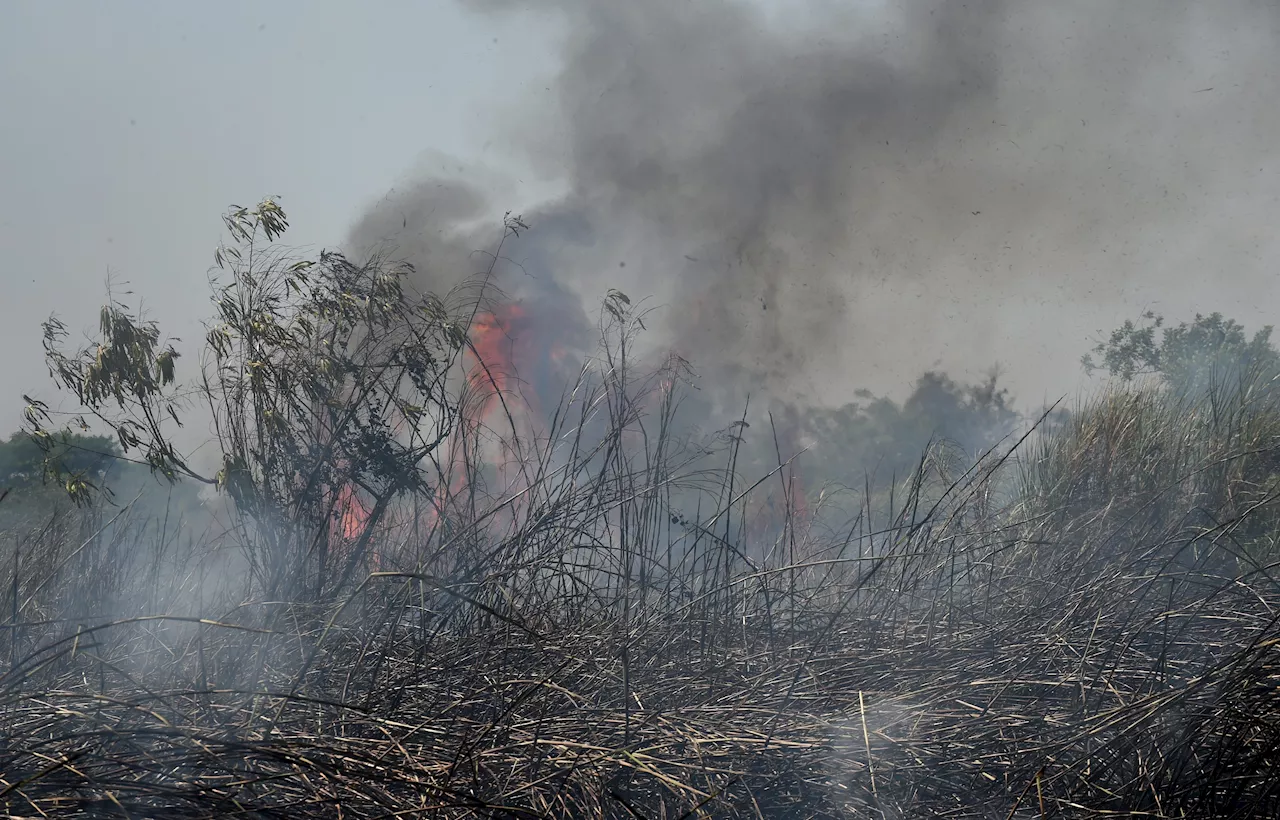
[1083,311,1280,394]
[798,369,1021,489]
[0,428,125,503]
[28,197,497,596]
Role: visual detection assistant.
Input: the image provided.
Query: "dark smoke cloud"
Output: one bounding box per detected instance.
[349,0,1280,415]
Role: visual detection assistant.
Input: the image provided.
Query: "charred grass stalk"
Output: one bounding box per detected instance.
[2,360,1280,817]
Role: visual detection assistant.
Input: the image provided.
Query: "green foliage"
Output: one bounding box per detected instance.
[27,197,497,596]
[0,428,128,507]
[1067,311,1280,557]
[1018,363,1280,562]
[0,426,207,543]
[1084,310,1280,395]
[799,370,1021,487]
[32,295,190,494]
[0,430,119,488]
[203,203,481,593]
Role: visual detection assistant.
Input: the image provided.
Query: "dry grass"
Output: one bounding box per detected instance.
[2,364,1279,818]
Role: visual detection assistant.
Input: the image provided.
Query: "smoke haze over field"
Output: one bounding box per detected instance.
[9,7,1280,816]
[350,0,1280,414]
[5,1,1280,431]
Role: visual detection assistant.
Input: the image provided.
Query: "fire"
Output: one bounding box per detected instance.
[334,483,369,541]
[323,304,535,569]
[324,296,816,567]
[464,304,535,426]
[415,304,537,536]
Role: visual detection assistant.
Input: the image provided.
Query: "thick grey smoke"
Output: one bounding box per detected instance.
[350,0,1280,414]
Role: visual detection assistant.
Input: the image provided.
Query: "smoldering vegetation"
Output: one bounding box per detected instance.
[2,201,1280,818]
[5,0,1280,815]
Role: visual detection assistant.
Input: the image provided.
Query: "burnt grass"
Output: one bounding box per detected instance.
[2,381,1280,818]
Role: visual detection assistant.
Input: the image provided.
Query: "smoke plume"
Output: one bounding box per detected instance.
[349,0,1280,415]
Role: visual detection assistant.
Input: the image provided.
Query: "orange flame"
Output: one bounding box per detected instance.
[326,303,530,568]
[413,304,535,538]
[327,480,385,571]
[335,483,370,541]
[465,304,530,425]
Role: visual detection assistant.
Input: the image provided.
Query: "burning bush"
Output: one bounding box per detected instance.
[3,204,1280,818]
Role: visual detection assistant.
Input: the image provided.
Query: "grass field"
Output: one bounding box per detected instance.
[3,350,1279,819]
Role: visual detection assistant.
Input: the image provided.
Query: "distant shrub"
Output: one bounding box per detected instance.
[1084,310,1280,397]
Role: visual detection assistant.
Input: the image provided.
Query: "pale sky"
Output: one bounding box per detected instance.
[0,1,560,432]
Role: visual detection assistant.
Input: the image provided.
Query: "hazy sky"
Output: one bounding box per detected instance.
[0,1,559,432]
[4,0,1280,436]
